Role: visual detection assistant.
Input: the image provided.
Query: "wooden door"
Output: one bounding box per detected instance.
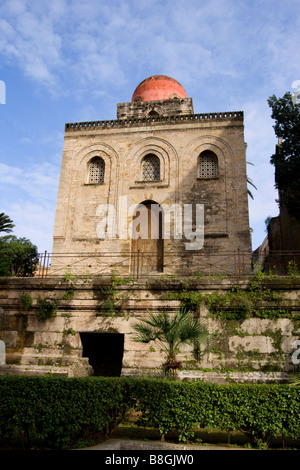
[131,201,163,276]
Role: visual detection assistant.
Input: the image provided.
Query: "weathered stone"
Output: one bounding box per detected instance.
[229,335,276,354]
[0,276,299,381]
[52,76,251,278]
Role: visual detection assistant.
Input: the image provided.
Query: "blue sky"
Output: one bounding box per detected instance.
[0,0,299,253]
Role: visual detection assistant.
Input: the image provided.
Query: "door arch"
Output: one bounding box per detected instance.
[131,200,164,276]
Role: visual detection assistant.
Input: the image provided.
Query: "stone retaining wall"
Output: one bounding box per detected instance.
[0,276,299,382]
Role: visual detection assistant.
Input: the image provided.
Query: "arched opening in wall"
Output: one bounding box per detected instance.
[141,154,160,181]
[197,150,218,179]
[131,200,164,276]
[80,332,124,377]
[148,110,160,119]
[88,156,105,184]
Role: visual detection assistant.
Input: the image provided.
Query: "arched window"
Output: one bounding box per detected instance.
[142,154,160,181]
[197,150,218,179]
[88,157,105,184]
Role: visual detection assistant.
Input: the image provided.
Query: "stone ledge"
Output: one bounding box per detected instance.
[0,364,69,377]
[121,367,290,384]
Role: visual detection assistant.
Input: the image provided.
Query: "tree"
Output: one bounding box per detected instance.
[0,212,15,234]
[0,235,39,277]
[132,308,208,378]
[268,92,300,221]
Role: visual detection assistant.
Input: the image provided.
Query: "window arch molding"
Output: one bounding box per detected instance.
[182,137,231,181]
[133,147,166,184]
[124,136,180,190]
[73,142,120,188]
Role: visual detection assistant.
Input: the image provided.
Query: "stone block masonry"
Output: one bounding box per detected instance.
[52,81,251,278]
[0,275,299,383]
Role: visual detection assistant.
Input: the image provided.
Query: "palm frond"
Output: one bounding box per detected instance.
[131,322,157,343]
[246,162,257,200]
[0,213,15,234]
[131,308,208,356]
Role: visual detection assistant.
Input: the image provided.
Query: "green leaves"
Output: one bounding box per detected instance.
[268,92,300,221]
[0,212,15,234]
[0,235,39,277]
[0,376,131,449]
[131,380,300,447]
[1,376,300,449]
[36,297,59,320]
[131,308,208,376]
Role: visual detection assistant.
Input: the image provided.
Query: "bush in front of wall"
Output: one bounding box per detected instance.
[0,376,133,449]
[36,297,59,321]
[126,379,300,447]
[1,376,300,449]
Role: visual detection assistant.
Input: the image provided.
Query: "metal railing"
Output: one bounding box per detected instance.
[34,249,255,279]
[2,249,299,280]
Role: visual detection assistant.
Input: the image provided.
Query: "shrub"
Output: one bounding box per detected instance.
[126,379,300,446]
[1,376,300,449]
[0,376,132,449]
[36,297,59,320]
[19,293,33,311]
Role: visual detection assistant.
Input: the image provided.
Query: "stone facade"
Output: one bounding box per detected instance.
[0,276,299,382]
[0,77,262,382]
[52,77,251,278]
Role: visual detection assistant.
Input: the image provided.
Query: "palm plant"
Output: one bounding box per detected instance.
[247,162,257,200]
[132,308,208,378]
[0,213,15,233]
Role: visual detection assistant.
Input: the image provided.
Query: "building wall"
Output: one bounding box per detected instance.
[52,111,251,277]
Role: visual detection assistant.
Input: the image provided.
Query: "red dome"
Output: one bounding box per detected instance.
[132,75,187,102]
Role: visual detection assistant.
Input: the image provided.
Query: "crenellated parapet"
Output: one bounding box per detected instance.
[65,111,244,132]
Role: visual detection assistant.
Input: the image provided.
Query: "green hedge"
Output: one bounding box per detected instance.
[128,379,300,447]
[0,376,133,449]
[0,376,300,449]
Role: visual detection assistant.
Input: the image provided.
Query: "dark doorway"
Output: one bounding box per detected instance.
[80,332,124,377]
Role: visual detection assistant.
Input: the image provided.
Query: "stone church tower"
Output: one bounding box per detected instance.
[52,75,251,277]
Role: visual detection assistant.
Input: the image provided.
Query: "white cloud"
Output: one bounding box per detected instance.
[0,161,59,201]
[0,160,59,251]
[4,200,56,252]
[0,0,298,99]
[0,0,299,253]
[0,2,63,90]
